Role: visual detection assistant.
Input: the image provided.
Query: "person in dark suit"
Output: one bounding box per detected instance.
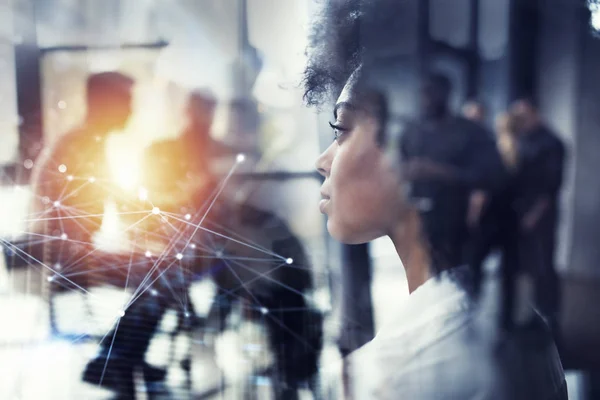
[511,98,566,336]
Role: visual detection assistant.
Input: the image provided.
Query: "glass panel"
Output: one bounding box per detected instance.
[430,0,471,48]
[0,2,19,165]
[479,0,510,60]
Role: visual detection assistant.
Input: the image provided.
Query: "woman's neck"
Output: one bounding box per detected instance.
[389,210,432,294]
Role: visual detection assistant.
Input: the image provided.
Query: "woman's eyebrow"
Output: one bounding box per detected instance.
[333,101,356,119]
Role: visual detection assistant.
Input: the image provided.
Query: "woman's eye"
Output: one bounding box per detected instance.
[329,122,349,142]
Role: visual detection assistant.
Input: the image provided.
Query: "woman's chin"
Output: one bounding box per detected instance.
[327,220,379,245]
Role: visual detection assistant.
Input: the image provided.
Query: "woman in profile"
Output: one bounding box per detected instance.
[304,0,566,398]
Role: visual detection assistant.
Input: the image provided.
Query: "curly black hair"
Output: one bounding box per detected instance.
[303,0,413,107]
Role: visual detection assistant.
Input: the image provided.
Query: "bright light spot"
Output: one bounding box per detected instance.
[216,250,223,258]
[66,175,74,181]
[176,253,183,260]
[47,276,55,282]
[53,201,60,208]
[58,164,67,173]
[152,207,160,215]
[23,159,33,169]
[236,153,246,163]
[88,176,96,183]
[138,187,148,201]
[184,312,191,318]
[106,134,142,191]
[54,263,61,270]
[94,200,130,253]
[190,244,196,249]
[42,197,50,205]
[286,258,293,265]
[150,289,158,296]
[145,250,152,258]
[260,307,269,315]
[590,1,600,31]
[593,10,600,31]
[185,214,191,221]
[118,310,125,317]
[60,233,67,240]
[58,100,67,109]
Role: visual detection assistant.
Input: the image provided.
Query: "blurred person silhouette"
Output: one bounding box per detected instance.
[400,73,504,274]
[29,71,134,322]
[465,112,522,331]
[30,72,134,243]
[511,98,566,338]
[305,0,565,398]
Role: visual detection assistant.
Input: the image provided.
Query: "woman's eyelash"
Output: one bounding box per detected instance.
[329,122,349,140]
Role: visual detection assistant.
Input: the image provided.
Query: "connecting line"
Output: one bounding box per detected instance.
[129,208,200,300]
[212,262,288,302]
[123,231,138,296]
[204,219,280,258]
[192,255,283,263]
[264,309,319,352]
[61,211,153,274]
[55,180,92,203]
[180,160,240,253]
[16,231,90,247]
[22,210,149,223]
[226,258,312,301]
[129,161,241,305]
[58,260,150,279]
[219,258,264,309]
[158,217,196,308]
[99,316,122,388]
[0,237,92,297]
[169,215,286,261]
[124,259,178,309]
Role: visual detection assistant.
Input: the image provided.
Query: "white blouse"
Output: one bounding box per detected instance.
[342,267,566,399]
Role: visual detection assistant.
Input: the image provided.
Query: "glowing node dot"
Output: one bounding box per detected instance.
[190,244,196,249]
[150,289,158,296]
[236,153,246,163]
[184,312,191,318]
[286,258,293,265]
[67,175,74,181]
[176,253,183,260]
[23,159,33,169]
[138,187,148,201]
[185,214,191,221]
[60,233,68,240]
[54,263,61,270]
[53,201,61,208]
[216,250,223,258]
[58,100,67,109]
[118,310,125,317]
[88,176,96,183]
[145,250,152,258]
[58,164,67,173]
[47,276,55,282]
[260,307,269,315]
[152,207,160,215]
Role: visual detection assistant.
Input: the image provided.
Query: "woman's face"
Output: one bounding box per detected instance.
[316,82,408,244]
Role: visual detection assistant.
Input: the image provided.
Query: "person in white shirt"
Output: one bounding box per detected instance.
[304,1,566,398]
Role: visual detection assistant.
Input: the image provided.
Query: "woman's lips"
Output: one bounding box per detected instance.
[319,198,330,213]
